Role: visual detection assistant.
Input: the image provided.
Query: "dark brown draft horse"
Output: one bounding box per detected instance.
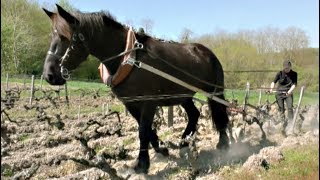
[42,4,230,173]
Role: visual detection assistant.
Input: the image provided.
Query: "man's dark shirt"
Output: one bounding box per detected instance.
[273,70,297,91]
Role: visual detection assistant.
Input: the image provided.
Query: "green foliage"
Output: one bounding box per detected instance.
[18,133,31,142]
[2,167,14,177]
[57,0,77,11]
[193,28,318,91]
[72,55,101,80]
[1,0,51,75]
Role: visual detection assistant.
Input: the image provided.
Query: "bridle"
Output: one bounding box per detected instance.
[46,50,70,80]
[46,26,90,80]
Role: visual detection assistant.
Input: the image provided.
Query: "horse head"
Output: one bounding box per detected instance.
[42,4,89,85]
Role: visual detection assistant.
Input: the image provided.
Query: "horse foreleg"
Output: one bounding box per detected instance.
[134,103,156,174]
[125,104,168,156]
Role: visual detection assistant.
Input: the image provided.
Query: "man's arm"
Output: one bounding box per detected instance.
[269,82,275,92]
[268,71,280,93]
[287,84,296,95]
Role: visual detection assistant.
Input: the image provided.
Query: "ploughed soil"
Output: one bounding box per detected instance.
[1,87,319,179]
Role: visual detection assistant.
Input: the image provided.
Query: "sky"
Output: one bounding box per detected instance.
[38,0,319,48]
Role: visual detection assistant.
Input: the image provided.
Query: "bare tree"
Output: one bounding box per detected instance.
[279,26,309,63]
[179,28,193,43]
[140,18,154,34]
[124,19,134,27]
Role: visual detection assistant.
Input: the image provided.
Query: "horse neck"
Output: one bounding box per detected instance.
[88,27,127,75]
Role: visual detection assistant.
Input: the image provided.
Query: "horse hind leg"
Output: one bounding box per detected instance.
[180,98,200,147]
[208,95,230,150]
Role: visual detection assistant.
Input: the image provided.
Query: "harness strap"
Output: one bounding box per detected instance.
[133,60,233,107]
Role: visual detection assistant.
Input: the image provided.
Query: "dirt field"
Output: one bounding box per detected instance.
[1,86,319,179]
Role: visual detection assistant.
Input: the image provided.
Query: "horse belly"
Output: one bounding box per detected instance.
[112,68,196,105]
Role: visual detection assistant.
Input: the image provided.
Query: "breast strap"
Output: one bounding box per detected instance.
[98,27,136,87]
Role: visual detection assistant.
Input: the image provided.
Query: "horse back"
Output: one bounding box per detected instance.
[140,38,224,86]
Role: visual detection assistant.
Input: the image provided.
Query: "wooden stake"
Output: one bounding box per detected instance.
[29,75,35,105]
[106,103,109,114]
[125,108,128,116]
[102,103,105,116]
[243,82,250,111]
[40,74,43,90]
[258,89,262,105]
[5,73,9,90]
[78,105,81,120]
[64,83,69,106]
[23,74,27,89]
[291,86,305,134]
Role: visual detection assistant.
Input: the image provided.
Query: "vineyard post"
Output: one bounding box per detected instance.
[102,103,105,116]
[23,74,27,89]
[258,88,262,105]
[5,73,9,90]
[168,106,173,127]
[125,108,128,116]
[78,105,81,120]
[243,82,250,112]
[64,83,69,107]
[291,86,305,134]
[29,75,35,105]
[106,103,109,114]
[57,86,60,98]
[40,75,43,91]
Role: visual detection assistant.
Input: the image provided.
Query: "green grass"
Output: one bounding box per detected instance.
[159,130,173,140]
[2,77,318,107]
[123,137,135,146]
[2,168,14,177]
[221,144,319,180]
[1,76,109,91]
[18,133,31,142]
[262,144,319,179]
[196,89,319,106]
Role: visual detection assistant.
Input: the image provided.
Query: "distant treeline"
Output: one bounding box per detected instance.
[1,0,318,91]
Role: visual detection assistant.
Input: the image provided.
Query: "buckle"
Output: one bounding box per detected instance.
[134,41,143,49]
[126,58,141,68]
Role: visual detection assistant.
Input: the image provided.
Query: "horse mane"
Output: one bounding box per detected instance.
[53,10,125,40]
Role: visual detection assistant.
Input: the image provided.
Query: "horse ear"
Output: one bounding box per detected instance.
[42,8,54,18]
[56,4,79,25]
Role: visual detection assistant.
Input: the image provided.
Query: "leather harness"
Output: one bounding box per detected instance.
[98,27,136,87]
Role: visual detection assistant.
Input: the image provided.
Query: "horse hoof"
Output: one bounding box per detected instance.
[156,147,169,156]
[179,141,189,148]
[216,141,229,150]
[134,162,149,174]
[217,131,230,150]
